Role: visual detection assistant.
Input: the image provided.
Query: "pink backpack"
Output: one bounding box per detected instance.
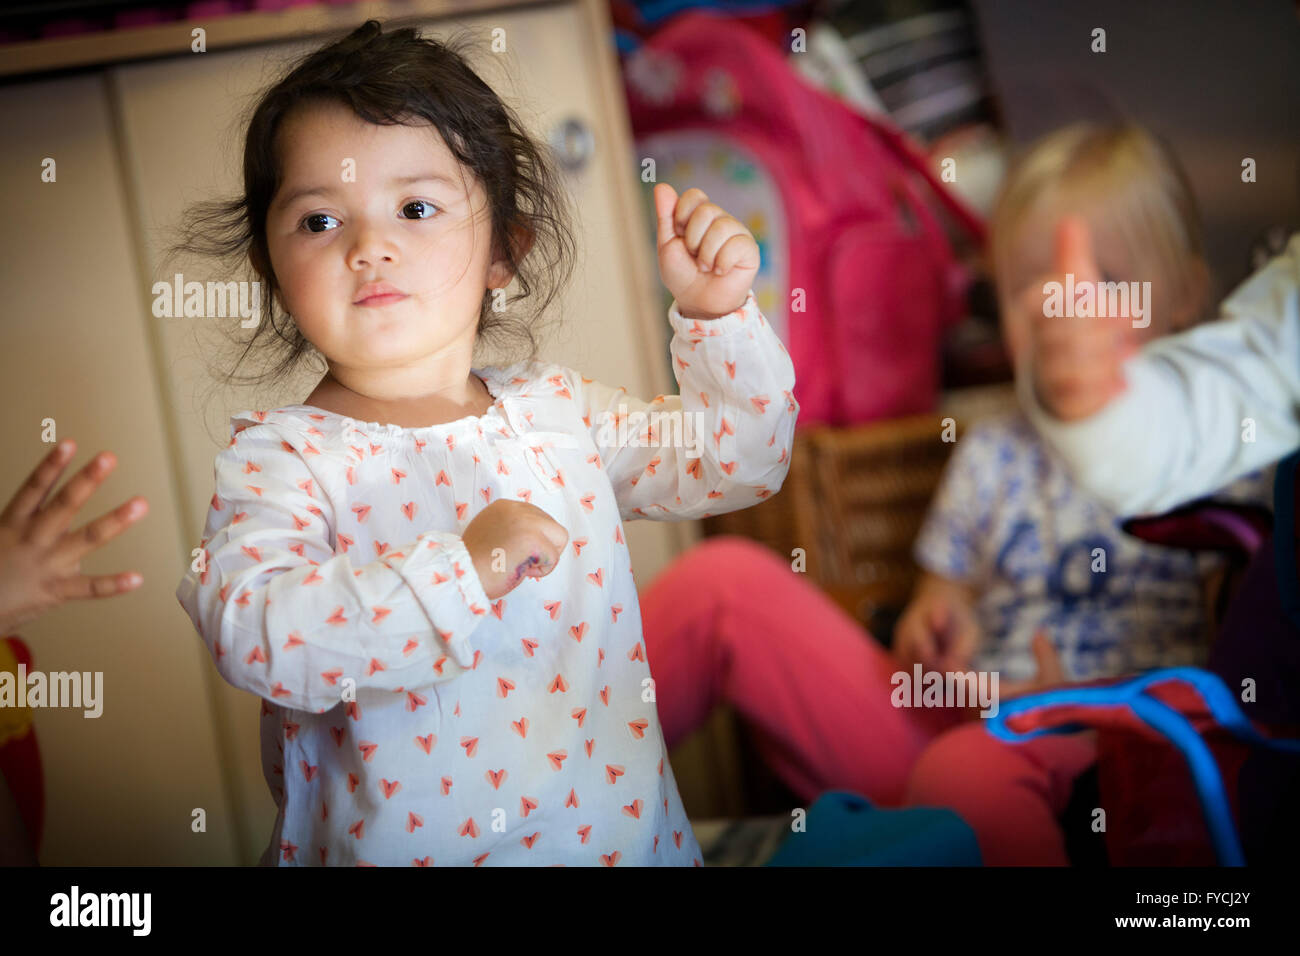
[623,12,987,428]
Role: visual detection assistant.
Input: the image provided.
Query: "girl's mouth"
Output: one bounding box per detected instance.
[354,293,409,307]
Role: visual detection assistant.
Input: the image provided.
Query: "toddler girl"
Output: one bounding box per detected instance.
[174,20,797,867]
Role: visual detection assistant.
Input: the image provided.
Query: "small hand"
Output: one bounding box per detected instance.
[894,585,979,673]
[999,630,1068,699]
[463,499,568,601]
[0,441,148,635]
[653,182,760,320]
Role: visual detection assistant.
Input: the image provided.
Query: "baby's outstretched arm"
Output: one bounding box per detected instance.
[176,422,492,714]
[1021,226,1300,518]
[570,300,798,521]
[564,183,798,521]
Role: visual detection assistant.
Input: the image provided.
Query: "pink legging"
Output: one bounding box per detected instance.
[640,536,1098,865]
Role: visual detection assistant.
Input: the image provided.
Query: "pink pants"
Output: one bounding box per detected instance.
[640,536,1098,865]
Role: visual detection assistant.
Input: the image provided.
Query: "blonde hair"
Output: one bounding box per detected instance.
[990,122,1206,332]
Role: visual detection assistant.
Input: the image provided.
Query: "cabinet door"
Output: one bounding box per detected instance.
[0,74,238,864]
[111,1,691,864]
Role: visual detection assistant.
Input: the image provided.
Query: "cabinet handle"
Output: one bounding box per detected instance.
[549,116,595,173]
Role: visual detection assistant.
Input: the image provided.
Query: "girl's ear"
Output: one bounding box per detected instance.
[488,223,536,288]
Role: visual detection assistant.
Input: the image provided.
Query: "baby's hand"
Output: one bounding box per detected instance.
[463,500,569,600]
[894,581,979,673]
[999,630,1068,699]
[0,441,148,636]
[1029,218,1136,421]
[654,183,759,321]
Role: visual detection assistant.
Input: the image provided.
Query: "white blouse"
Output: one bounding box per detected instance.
[176,290,799,866]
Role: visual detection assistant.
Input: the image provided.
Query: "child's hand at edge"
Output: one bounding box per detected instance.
[0,440,148,636]
[999,630,1068,699]
[1028,217,1138,421]
[653,182,760,321]
[463,499,569,601]
[893,573,981,673]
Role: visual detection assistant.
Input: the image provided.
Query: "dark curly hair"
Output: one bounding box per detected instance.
[165,18,577,396]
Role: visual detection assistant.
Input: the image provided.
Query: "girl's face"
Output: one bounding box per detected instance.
[265,100,512,396]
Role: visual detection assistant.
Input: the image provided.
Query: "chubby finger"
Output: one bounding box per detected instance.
[1031,630,1066,685]
[29,451,119,547]
[1,440,76,529]
[710,231,758,276]
[680,196,720,255]
[54,569,144,602]
[544,514,570,549]
[653,183,680,249]
[60,496,149,563]
[694,216,743,272]
[671,187,710,231]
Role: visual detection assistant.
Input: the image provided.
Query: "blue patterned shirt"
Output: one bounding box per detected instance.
[913,410,1274,682]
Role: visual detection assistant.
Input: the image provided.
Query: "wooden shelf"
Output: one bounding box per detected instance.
[0,0,558,78]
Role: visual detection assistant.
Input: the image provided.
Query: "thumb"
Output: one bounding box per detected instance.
[540,518,569,553]
[926,600,951,640]
[653,182,680,250]
[1030,629,1065,686]
[1054,216,1100,285]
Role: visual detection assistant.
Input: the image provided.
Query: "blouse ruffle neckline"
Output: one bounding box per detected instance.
[251,363,527,440]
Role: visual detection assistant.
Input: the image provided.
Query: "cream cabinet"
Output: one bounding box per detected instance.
[0,0,699,865]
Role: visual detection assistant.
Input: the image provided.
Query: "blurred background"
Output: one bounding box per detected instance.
[0,0,1296,864]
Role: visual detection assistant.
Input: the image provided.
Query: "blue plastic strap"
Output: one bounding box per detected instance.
[984,667,1300,866]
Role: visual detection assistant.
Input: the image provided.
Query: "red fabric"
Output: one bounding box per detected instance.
[0,636,44,854]
[1001,679,1273,865]
[640,536,1094,864]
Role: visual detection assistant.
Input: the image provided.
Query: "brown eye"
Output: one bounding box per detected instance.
[402,200,439,220]
[301,213,338,233]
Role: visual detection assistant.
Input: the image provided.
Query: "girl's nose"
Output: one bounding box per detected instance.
[346,227,399,270]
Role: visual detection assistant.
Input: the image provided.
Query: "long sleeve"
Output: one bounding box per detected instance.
[1019,232,1300,518]
[571,290,799,521]
[175,421,491,714]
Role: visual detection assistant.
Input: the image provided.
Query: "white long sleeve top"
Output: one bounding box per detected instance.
[176,290,799,866]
